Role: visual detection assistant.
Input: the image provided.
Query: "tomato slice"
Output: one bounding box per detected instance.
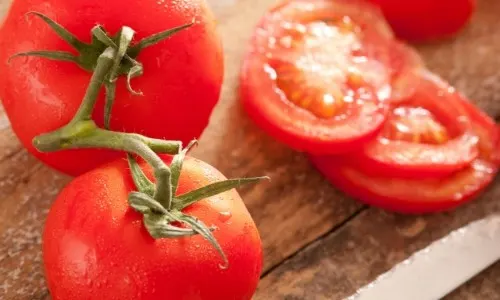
[309,78,499,213]
[455,91,500,166]
[352,71,479,178]
[309,156,495,213]
[240,0,422,154]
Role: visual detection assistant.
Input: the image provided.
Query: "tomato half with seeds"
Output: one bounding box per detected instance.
[43,155,263,300]
[309,78,499,214]
[240,0,422,154]
[352,71,479,178]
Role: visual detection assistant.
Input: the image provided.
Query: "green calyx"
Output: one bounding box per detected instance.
[8,12,193,129]
[24,14,269,268]
[127,150,267,269]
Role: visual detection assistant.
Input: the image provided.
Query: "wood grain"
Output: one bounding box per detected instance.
[1,0,500,299]
[0,0,362,299]
[256,181,500,299]
[256,0,500,298]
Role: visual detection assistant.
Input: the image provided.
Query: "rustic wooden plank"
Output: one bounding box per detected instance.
[447,262,500,300]
[0,0,363,298]
[256,0,500,298]
[193,0,365,271]
[256,179,500,300]
[413,0,500,120]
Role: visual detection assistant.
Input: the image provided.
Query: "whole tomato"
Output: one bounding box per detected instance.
[0,0,223,176]
[43,155,263,300]
[368,0,476,42]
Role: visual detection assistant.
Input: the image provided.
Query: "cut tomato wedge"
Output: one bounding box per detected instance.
[240,0,422,154]
[352,71,479,178]
[309,75,499,213]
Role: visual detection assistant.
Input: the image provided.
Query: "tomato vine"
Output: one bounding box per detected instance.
[13,12,267,268]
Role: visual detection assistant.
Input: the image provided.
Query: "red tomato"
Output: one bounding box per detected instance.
[240,0,422,155]
[369,0,477,42]
[0,0,223,176]
[352,71,479,178]
[309,74,499,214]
[43,155,262,300]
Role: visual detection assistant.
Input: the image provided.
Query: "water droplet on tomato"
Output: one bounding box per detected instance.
[86,278,93,288]
[218,211,232,223]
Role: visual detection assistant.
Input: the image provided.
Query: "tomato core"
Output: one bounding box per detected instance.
[267,17,389,120]
[381,106,451,145]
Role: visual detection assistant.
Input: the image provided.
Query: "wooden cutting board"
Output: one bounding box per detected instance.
[1,0,500,299]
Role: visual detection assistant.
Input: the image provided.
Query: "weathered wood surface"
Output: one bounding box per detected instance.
[0,0,499,299]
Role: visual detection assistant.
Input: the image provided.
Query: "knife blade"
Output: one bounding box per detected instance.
[347,214,500,300]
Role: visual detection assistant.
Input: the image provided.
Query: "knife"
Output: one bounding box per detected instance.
[347,214,500,300]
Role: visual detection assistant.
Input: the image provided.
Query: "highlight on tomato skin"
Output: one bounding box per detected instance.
[351,70,480,179]
[240,0,423,155]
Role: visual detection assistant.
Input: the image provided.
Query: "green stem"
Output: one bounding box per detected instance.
[71,47,115,123]
[26,22,267,268]
[33,123,180,154]
[32,44,178,209]
[33,124,177,210]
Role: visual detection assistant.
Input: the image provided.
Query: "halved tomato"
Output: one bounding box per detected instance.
[309,74,499,213]
[240,0,422,154]
[352,71,479,178]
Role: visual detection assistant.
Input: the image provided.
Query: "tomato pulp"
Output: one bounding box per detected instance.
[240,0,422,155]
[0,0,224,176]
[43,155,263,300]
[352,71,479,178]
[309,72,499,213]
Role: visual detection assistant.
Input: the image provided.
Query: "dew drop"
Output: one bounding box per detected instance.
[218,211,232,223]
[86,278,93,288]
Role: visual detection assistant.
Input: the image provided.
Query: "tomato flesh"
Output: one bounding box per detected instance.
[240,0,421,154]
[353,71,479,178]
[309,75,498,213]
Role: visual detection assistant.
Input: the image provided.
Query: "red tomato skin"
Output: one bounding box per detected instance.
[454,91,500,166]
[43,156,262,300]
[0,0,224,176]
[369,0,476,42]
[309,155,495,214]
